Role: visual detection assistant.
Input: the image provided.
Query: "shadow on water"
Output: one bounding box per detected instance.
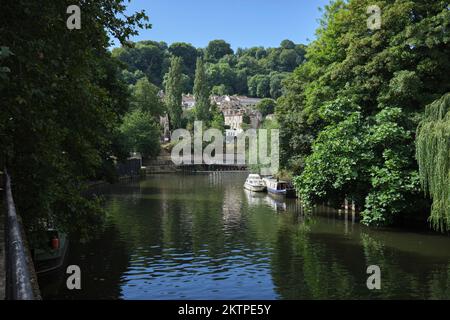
[39,173,450,299]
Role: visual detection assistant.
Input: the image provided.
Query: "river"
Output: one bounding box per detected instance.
[38,172,450,299]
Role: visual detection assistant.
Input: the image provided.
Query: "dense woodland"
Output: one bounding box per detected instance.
[112,39,306,98]
[277,0,450,229]
[0,0,449,238]
[0,0,150,236]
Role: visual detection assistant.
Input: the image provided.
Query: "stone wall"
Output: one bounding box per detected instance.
[0,174,5,300]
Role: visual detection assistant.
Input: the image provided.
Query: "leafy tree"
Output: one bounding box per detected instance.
[205,40,233,62]
[236,55,263,77]
[210,104,225,131]
[114,39,307,97]
[256,98,277,116]
[280,39,296,50]
[248,74,270,98]
[131,77,164,118]
[281,0,450,229]
[279,49,299,72]
[211,84,232,96]
[206,62,237,94]
[416,93,450,231]
[120,110,161,158]
[113,41,167,86]
[0,0,150,236]
[168,42,197,72]
[193,57,212,122]
[269,72,288,99]
[164,56,183,129]
[168,42,197,91]
[121,69,146,85]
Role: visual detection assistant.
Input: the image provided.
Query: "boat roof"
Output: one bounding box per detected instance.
[248,174,262,178]
[264,178,289,184]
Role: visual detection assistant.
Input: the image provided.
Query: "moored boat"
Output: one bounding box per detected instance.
[244,174,267,192]
[263,177,296,197]
[33,229,68,274]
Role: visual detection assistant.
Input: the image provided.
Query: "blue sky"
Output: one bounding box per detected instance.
[115,0,330,49]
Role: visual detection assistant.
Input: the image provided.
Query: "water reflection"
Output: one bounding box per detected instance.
[39,173,450,299]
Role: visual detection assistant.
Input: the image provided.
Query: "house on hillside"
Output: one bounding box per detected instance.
[182,94,196,110]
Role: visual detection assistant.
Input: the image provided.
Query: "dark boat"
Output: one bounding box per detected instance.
[263,177,296,197]
[33,229,68,274]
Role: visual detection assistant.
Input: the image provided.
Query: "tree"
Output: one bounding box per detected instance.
[280,0,450,228]
[279,49,299,72]
[114,39,307,98]
[256,98,277,117]
[121,69,146,85]
[0,0,150,236]
[206,62,237,94]
[280,39,296,50]
[131,77,164,118]
[210,104,225,131]
[113,41,167,86]
[205,40,234,62]
[211,84,232,96]
[193,57,212,122]
[248,74,270,98]
[164,56,183,129]
[416,93,450,231]
[168,42,197,72]
[269,72,288,99]
[120,110,161,158]
[168,42,197,91]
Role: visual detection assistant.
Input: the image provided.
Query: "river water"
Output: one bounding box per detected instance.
[39,173,450,299]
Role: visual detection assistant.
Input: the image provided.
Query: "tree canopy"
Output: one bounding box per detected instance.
[0,0,150,235]
[278,0,450,228]
[416,93,450,231]
[113,39,306,98]
[164,56,184,129]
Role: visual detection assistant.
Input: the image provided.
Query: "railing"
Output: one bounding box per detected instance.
[3,169,40,300]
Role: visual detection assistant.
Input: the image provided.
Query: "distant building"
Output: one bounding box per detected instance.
[182,94,196,110]
[159,93,262,142]
[215,95,263,141]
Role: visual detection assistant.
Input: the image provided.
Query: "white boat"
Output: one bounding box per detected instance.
[263,177,296,197]
[244,174,267,192]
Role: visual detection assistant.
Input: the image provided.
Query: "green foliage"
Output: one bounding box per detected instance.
[210,104,225,131]
[269,72,288,99]
[205,40,234,62]
[164,56,183,129]
[112,40,167,87]
[211,84,232,96]
[120,110,161,158]
[416,93,450,231]
[121,69,146,85]
[281,0,450,228]
[280,39,296,50]
[248,74,270,98]
[193,57,212,122]
[0,0,150,235]
[295,102,420,226]
[256,98,277,117]
[131,77,164,118]
[114,39,306,98]
[206,62,237,94]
